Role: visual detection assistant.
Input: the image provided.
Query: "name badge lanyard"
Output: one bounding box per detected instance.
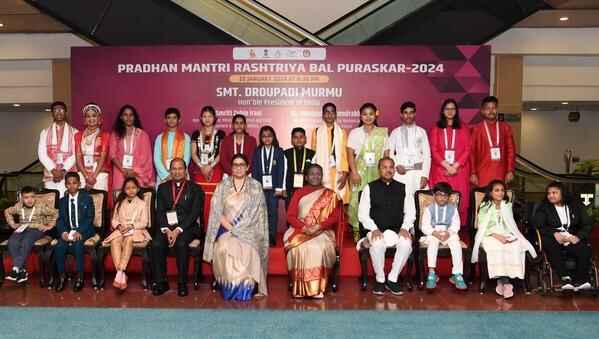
[293,148,307,174]
[83,131,98,168]
[234,135,244,155]
[171,181,187,210]
[123,128,136,155]
[262,147,274,175]
[443,128,456,151]
[483,121,500,149]
[21,207,35,224]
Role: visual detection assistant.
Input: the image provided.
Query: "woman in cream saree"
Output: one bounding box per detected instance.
[285,164,340,298]
[203,154,269,301]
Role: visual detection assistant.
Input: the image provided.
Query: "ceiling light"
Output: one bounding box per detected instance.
[45,108,51,112]
[530,108,538,111]
[559,17,569,21]
[12,103,21,107]
[561,102,569,105]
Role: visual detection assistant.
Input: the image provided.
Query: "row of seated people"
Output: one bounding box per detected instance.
[2,156,595,300]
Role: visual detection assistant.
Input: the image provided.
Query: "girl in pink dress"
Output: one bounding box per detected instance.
[429,99,471,224]
[109,104,155,194]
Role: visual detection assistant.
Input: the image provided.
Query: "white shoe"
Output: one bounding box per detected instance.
[575,282,592,291]
[561,283,575,291]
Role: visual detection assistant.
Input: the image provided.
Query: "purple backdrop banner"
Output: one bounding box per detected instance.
[71,45,490,146]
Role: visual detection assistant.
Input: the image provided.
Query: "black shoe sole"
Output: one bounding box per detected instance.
[386,285,404,296]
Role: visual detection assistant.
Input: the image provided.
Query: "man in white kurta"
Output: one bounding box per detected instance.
[386,101,431,198]
[38,102,78,197]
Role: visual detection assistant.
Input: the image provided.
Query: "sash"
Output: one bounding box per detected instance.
[161,129,185,167]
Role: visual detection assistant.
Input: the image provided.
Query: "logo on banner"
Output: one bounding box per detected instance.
[233,47,326,60]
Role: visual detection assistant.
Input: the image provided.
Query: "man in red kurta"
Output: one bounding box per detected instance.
[470,96,516,188]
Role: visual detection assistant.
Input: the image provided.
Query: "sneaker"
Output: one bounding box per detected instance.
[560,276,575,290]
[386,280,403,296]
[426,272,437,290]
[372,281,386,295]
[16,269,28,284]
[6,268,19,281]
[575,282,592,291]
[450,274,467,290]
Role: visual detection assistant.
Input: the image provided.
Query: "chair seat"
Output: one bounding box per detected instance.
[418,237,468,249]
[0,235,52,248]
[50,234,100,247]
[84,234,100,247]
[189,239,201,249]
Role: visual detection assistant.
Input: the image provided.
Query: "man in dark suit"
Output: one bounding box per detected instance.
[54,172,96,292]
[284,127,315,209]
[152,158,204,296]
[533,181,593,291]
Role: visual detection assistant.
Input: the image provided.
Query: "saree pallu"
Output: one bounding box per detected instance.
[190,163,224,229]
[284,229,336,297]
[213,231,263,301]
[284,188,337,297]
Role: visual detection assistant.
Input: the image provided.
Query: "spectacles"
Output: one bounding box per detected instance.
[232,163,247,168]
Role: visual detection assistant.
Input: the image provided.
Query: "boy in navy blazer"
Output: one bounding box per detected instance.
[54,172,96,292]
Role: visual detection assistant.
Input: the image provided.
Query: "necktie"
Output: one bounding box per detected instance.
[70,198,77,229]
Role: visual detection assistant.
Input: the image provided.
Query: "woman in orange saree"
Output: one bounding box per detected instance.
[284,164,340,298]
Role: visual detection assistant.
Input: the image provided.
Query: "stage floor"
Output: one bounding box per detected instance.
[1,276,598,311]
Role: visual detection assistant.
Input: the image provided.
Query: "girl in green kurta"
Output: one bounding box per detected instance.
[347,103,389,241]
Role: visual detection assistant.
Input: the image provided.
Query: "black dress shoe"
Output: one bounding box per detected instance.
[178,283,188,297]
[152,282,170,296]
[55,274,66,292]
[73,274,84,292]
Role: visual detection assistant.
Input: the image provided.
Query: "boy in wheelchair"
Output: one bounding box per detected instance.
[533,181,594,291]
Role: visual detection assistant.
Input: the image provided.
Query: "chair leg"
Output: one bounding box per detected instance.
[359,248,369,291]
[37,247,47,288]
[193,251,202,290]
[90,246,100,290]
[0,251,4,287]
[463,249,472,285]
[479,262,487,294]
[418,250,425,289]
[142,247,152,290]
[405,255,414,291]
[331,252,340,292]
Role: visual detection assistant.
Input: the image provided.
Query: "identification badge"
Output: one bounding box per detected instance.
[262,175,273,189]
[364,152,376,167]
[293,174,304,188]
[166,210,179,226]
[122,154,134,169]
[200,153,209,166]
[490,147,501,161]
[84,154,95,168]
[444,150,455,164]
[56,152,64,165]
